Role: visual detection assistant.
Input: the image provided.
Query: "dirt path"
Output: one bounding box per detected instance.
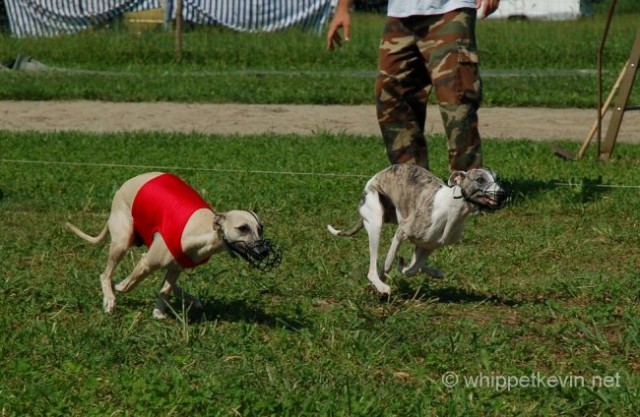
[1,101,639,143]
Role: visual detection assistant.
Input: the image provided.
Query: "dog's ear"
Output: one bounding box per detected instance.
[250,210,265,236]
[213,213,226,230]
[448,171,467,187]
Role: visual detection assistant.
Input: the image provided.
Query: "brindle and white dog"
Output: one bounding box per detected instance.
[328,164,507,295]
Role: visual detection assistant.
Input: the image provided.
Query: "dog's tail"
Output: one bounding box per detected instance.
[65,222,109,245]
[327,218,364,237]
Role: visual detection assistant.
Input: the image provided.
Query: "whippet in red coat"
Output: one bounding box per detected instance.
[67,172,280,319]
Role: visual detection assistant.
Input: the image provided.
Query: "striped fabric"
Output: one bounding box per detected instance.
[5,0,333,38]
[182,0,332,32]
[5,0,161,37]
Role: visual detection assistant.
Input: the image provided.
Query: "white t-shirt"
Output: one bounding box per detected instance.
[387,0,477,17]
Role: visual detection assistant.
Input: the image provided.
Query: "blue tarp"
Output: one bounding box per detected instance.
[5,0,333,37]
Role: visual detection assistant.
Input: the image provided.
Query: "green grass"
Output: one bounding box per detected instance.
[1,131,639,415]
[1,5,639,414]
[0,13,639,106]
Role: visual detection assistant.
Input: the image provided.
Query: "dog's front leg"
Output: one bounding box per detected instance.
[171,284,202,312]
[399,247,429,276]
[153,269,180,319]
[164,274,203,319]
[399,247,443,279]
[153,270,203,319]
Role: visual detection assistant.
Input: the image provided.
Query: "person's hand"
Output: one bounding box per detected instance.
[326,2,352,51]
[476,0,500,19]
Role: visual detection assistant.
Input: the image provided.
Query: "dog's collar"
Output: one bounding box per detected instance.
[453,185,473,204]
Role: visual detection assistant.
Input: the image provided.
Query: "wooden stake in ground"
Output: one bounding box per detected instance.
[599,30,640,161]
[175,0,183,61]
[575,62,628,160]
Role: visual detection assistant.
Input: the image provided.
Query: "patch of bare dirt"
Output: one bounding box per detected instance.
[1,101,638,143]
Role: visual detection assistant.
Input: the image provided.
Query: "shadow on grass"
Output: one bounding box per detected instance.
[394,279,542,307]
[189,297,309,330]
[122,295,308,329]
[501,176,609,205]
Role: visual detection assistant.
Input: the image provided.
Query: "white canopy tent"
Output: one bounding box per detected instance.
[487,0,596,20]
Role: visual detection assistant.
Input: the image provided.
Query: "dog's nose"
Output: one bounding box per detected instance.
[494,188,508,204]
[251,241,271,260]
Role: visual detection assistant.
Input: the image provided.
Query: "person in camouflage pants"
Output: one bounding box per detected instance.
[327,1,499,172]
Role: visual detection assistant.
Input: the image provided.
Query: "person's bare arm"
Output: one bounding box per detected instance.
[477,0,500,19]
[326,0,353,51]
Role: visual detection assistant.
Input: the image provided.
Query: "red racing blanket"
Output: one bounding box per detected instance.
[132,173,212,269]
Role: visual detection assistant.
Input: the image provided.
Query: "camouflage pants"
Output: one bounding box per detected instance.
[375,8,483,171]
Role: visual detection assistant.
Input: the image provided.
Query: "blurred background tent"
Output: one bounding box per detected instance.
[487,0,600,20]
[3,0,334,38]
[1,0,637,38]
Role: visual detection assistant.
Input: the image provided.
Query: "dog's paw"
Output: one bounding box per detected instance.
[398,257,422,277]
[152,308,169,320]
[373,282,391,296]
[365,283,391,302]
[183,294,203,310]
[423,266,444,279]
[103,298,115,314]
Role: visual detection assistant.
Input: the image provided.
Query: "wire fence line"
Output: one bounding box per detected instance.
[2,158,640,189]
[6,64,598,79]
[0,158,371,179]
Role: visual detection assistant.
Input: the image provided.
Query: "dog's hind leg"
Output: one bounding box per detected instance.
[383,228,406,276]
[100,215,136,314]
[113,252,157,294]
[100,241,128,314]
[99,209,136,314]
[360,191,391,295]
[115,234,175,295]
[114,237,169,295]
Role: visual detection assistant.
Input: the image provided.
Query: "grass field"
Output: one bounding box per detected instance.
[1,130,639,415]
[1,13,639,107]
[1,5,640,416]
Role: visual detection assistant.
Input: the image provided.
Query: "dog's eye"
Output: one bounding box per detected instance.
[476,177,486,185]
[237,224,251,234]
